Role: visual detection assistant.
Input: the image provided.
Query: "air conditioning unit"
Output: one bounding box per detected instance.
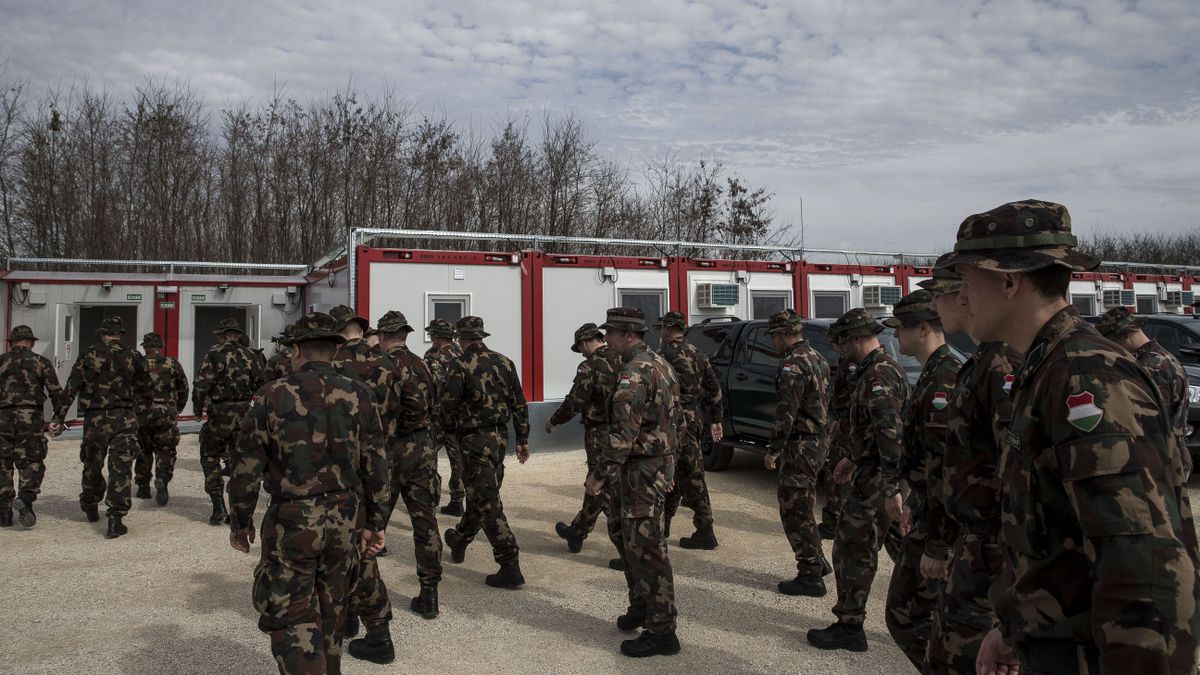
[1165,291,1184,307]
[1102,289,1132,308]
[696,283,739,308]
[863,285,903,307]
[1184,291,1196,306]
[1158,283,1169,301]
[1122,290,1136,306]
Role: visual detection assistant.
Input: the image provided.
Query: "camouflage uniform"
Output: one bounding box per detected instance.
[228,312,390,675]
[263,342,294,383]
[424,319,465,510]
[0,326,62,526]
[55,316,152,528]
[820,348,858,535]
[134,333,189,495]
[764,311,831,589]
[938,200,1199,673]
[655,312,724,545]
[880,292,962,669]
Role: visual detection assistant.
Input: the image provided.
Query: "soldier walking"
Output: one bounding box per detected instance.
[228,312,390,675]
[423,318,465,517]
[133,332,189,506]
[0,326,63,529]
[263,335,294,382]
[193,318,264,525]
[818,325,858,541]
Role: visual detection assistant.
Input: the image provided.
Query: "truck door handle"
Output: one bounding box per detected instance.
[734,373,748,381]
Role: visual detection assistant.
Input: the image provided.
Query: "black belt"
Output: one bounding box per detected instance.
[272,488,354,504]
[1016,638,1100,675]
[461,424,506,434]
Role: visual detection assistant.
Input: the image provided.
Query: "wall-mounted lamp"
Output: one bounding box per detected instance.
[101,281,113,290]
[217,284,230,293]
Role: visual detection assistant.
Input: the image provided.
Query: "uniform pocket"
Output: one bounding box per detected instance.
[999,434,1046,557]
[251,561,292,631]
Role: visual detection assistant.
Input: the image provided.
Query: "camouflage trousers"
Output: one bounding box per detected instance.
[134,406,180,488]
[832,466,891,626]
[777,440,826,577]
[664,409,714,532]
[885,535,944,670]
[254,490,360,675]
[200,401,248,497]
[609,454,677,635]
[924,531,1003,674]
[0,407,48,509]
[388,429,443,586]
[452,429,519,565]
[437,424,465,503]
[79,408,139,518]
[818,444,850,530]
[569,424,618,540]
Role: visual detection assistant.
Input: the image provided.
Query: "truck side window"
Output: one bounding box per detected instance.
[744,327,781,368]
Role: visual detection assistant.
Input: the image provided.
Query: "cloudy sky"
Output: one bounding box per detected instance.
[4,0,1198,252]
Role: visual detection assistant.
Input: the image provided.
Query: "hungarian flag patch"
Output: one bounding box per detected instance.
[1003,374,1015,395]
[870,380,884,395]
[618,374,632,389]
[1066,391,1103,432]
[931,391,949,410]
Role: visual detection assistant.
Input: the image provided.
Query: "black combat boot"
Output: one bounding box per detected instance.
[410,584,439,619]
[664,516,672,540]
[806,621,868,652]
[777,574,826,597]
[209,494,229,526]
[821,553,833,577]
[14,499,35,528]
[82,503,100,523]
[155,483,169,506]
[440,500,464,517]
[616,605,647,631]
[555,522,584,553]
[620,630,681,657]
[135,484,152,500]
[484,563,525,589]
[105,514,128,539]
[347,622,395,664]
[608,557,626,571]
[444,528,467,563]
[344,613,360,639]
[679,527,718,550]
[0,508,11,527]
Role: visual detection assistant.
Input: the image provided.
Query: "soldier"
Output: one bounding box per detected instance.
[228,312,390,675]
[586,306,683,657]
[133,332,189,506]
[424,318,465,517]
[819,325,858,540]
[807,308,909,652]
[654,311,724,549]
[263,335,294,383]
[880,290,962,669]
[54,316,151,538]
[941,200,1198,675]
[240,332,268,370]
[0,326,63,529]
[193,318,265,526]
[441,316,531,589]
[761,310,832,597]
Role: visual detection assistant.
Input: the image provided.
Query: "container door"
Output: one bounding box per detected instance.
[54,303,78,419]
[244,304,261,349]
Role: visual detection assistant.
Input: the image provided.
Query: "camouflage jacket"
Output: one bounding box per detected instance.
[228,361,391,533]
[597,342,683,476]
[827,357,859,464]
[1134,340,1192,482]
[990,307,1198,672]
[332,338,396,424]
[0,346,62,412]
[144,353,189,415]
[658,337,724,420]
[56,340,152,422]
[440,342,530,443]
[769,340,831,453]
[549,344,621,428]
[848,346,909,494]
[925,341,1016,560]
[264,349,294,383]
[424,342,463,389]
[899,344,962,547]
[386,345,435,437]
[192,340,265,413]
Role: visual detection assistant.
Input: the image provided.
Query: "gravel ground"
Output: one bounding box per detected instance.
[19,435,1192,674]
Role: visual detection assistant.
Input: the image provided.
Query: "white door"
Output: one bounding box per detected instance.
[245,304,262,349]
[54,303,77,418]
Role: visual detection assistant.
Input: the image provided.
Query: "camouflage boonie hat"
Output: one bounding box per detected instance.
[213,318,244,335]
[426,318,457,339]
[7,325,37,342]
[653,311,688,331]
[96,316,126,335]
[377,310,414,334]
[600,306,649,333]
[571,322,604,353]
[882,290,940,328]
[936,199,1099,273]
[831,308,884,339]
[329,304,370,332]
[280,312,345,345]
[365,327,379,338]
[141,332,164,348]
[766,309,804,335]
[916,256,963,294]
[456,316,490,339]
[1095,306,1145,339]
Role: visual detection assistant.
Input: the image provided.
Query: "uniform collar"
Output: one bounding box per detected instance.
[464,341,486,355]
[1016,305,1081,387]
[299,361,335,374]
[859,345,886,368]
[623,342,650,362]
[784,340,806,358]
[916,343,952,384]
[1133,339,1159,359]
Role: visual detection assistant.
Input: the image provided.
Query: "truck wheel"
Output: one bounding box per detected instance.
[702,434,734,471]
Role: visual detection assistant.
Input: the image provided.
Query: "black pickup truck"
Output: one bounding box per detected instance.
[686,317,971,471]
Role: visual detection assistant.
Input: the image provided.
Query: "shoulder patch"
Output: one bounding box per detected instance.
[870,379,884,395]
[1065,391,1103,432]
[931,391,949,410]
[618,373,632,389]
[1002,373,1015,395]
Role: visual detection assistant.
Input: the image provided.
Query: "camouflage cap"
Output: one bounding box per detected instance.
[141,332,164,348]
[831,307,884,339]
[882,290,940,328]
[280,312,346,345]
[653,311,687,331]
[916,256,964,294]
[571,322,604,353]
[377,310,414,334]
[1095,306,1145,339]
[936,199,1099,273]
[425,318,457,339]
[96,316,127,335]
[329,304,370,332]
[456,315,490,339]
[364,327,379,338]
[766,309,804,335]
[7,325,38,342]
[600,306,648,333]
[213,318,244,335]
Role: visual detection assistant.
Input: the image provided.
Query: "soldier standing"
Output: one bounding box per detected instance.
[818,325,858,541]
[441,316,531,589]
[228,312,390,675]
[193,318,265,526]
[0,326,63,529]
[880,290,962,668]
[654,311,724,549]
[942,200,1198,675]
[133,332,189,506]
[263,335,294,382]
[548,322,622,558]
[424,318,465,517]
[761,310,832,597]
[807,308,909,652]
[54,316,151,538]
[586,306,682,657]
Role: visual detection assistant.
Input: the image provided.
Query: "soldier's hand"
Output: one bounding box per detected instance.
[885,493,904,524]
[360,529,386,557]
[710,423,723,443]
[976,627,1020,675]
[584,472,604,497]
[544,420,554,434]
[833,458,856,484]
[899,506,913,537]
[763,453,778,470]
[517,443,530,464]
[919,554,949,581]
[230,528,255,553]
[48,422,64,437]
